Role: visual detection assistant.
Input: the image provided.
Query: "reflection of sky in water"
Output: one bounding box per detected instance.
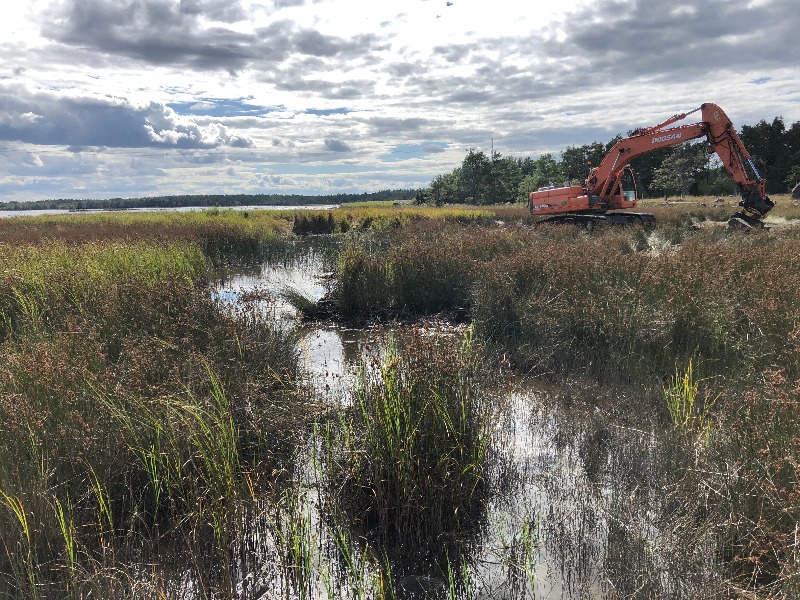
[297,327,352,400]
[213,255,328,320]
[297,325,397,402]
[213,255,389,400]
[212,254,720,599]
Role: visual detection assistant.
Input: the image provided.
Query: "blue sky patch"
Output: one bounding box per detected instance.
[168,99,281,117]
[749,77,772,85]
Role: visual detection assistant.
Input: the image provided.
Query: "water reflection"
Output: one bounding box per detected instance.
[210,250,723,599]
[213,245,392,400]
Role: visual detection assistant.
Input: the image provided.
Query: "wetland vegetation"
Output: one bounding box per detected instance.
[0,200,798,598]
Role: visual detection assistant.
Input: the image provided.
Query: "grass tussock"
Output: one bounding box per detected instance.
[319,329,498,555]
[335,221,526,319]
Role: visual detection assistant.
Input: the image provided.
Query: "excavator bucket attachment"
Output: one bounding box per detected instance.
[728,190,774,229]
[728,214,763,230]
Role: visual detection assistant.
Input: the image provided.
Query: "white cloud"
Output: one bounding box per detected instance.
[0,0,797,201]
[19,112,43,125]
[144,104,254,147]
[189,102,217,111]
[251,172,297,187]
[24,152,44,167]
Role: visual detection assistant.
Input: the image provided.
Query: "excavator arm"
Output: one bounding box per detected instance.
[531,103,774,228]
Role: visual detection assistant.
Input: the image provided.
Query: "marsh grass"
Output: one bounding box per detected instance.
[335,221,527,319]
[285,205,498,236]
[319,329,499,557]
[0,241,206,341]
[0,219,318,597]
[3,206,799,597]
[333,220,800,389]
[663,359,718,440]
[335,239,394,318]
[332,218,800,594]
[293,211,337,235]
[0,209,293,268]
[704,370,800,592]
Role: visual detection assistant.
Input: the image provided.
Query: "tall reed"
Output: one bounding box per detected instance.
[663,359,718,440]
[320,329,498,554]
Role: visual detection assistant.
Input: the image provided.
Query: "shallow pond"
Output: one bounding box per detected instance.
[210,244,722,599]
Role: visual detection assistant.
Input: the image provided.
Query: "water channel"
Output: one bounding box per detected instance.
[210,241,722,599]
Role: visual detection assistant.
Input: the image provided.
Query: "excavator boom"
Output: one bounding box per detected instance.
[530,103,774,228]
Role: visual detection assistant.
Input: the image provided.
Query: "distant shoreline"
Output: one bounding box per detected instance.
[0,204,343,219]
[0,189,419,212]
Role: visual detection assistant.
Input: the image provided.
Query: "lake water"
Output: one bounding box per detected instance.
[0,204,339,219]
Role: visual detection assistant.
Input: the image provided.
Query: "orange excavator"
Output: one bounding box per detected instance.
[529,103,774,229]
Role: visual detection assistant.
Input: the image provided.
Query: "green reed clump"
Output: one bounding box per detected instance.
[336,239,394,318]
[320,329,497,552]
[335,221,527,319]
[387,223,477,314]
[292,211,337,235]
[663,359,718,440]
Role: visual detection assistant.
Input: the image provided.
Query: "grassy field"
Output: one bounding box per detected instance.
[0,202,798,597]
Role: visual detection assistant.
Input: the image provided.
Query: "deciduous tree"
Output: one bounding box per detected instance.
[651,142,710,199]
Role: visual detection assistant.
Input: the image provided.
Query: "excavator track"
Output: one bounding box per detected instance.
[536,212,656,230]
[728,213,769,230]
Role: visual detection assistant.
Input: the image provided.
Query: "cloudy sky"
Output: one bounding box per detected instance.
[1,0,799,202]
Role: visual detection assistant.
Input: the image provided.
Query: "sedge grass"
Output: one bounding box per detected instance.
[2,205,798,596]
[331,219,800,593]
[0,231,314,596]
[319,328,498,554]
[332,221,800,388]
[663,359,718,440]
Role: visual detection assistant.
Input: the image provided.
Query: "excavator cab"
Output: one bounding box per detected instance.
[620,166,638,204]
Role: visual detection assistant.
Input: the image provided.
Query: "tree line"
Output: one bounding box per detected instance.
[417,116,800,205]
